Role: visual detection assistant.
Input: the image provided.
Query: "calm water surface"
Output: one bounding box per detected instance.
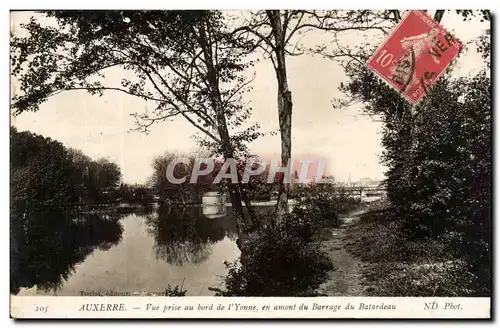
[12,205,245,296]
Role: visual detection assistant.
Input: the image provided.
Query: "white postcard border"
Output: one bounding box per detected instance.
[10,296,491,319]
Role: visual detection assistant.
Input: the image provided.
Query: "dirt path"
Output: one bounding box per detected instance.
[316,209,366,296]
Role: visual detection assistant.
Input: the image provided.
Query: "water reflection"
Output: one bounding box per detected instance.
[10,208,124,294]
[11,204,244,296]
[116,204,155,215]
[202,204,227,219]
[145,205,237,266]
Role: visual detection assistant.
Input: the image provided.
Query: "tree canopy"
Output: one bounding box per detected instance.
[11,11,262,155]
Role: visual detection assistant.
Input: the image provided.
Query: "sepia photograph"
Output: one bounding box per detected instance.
[9,8,491,319]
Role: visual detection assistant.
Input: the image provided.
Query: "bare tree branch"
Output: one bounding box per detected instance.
[49,86,167,103]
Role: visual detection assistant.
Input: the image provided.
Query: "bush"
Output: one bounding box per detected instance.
[342,58,491,296]
[292,184,361,228]
[364,260,480,297]
[211,213,333,296]
[164,284,187,296]
[396,73,490,295]
[346,208,489,297]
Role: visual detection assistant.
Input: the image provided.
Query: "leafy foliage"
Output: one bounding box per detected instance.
[10,127,122,209]
[337,17,491,295]
[10,127,76,211]
[11,10,270,230]
[346,208,487,296]
[113,184,155,205]
[67,149,122,204]
[149,152,206,204]
[210,210,333,296]
[292,183,361,228]
[149,151,276,203]
[164,284,187,296]
[11,11,261,155]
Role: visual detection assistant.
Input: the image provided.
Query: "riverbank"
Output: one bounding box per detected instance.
[335,201,482,296]
[52,198,303,213]
[224,199,297,207]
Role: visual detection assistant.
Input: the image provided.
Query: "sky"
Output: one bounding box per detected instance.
[10,11,489,184]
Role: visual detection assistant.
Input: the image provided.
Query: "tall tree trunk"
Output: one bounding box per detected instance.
[197,21,256,247]
[267,10,293,221]
[237,179,259,228]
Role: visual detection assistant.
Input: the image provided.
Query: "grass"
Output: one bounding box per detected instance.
[344,202,483,296]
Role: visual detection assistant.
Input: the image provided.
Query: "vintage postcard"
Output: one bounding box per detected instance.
[9,9,491,319]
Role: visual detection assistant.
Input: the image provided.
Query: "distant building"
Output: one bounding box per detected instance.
[335,177,385,188]
[319,176,335,184]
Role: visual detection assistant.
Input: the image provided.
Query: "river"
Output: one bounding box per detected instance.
[11,204,253,296]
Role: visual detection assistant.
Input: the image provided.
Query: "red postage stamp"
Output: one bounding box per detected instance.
[367,10,463,105]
